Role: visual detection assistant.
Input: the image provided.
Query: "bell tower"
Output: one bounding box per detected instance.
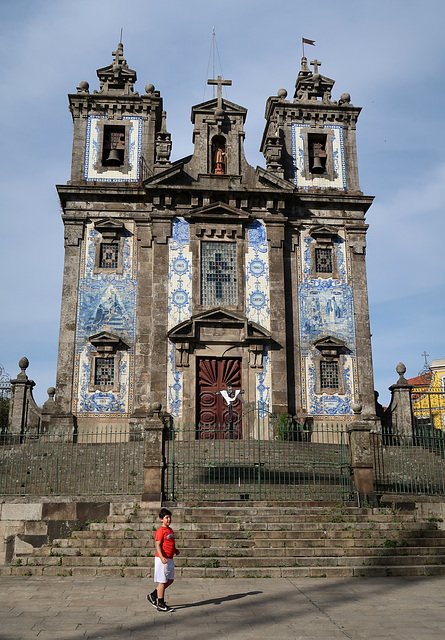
[54,44,169,428]
[68,43,165,184]
[260,57,376,419]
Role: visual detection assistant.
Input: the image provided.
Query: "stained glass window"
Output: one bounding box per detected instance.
[320,360,339,389]
[100,243,118,269]
[201,242,237,306]
[315,247,333,274]
[95,358,115,386]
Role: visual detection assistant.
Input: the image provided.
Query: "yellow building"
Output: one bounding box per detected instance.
[409,359,445,431]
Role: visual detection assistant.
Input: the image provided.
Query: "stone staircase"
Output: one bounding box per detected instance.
[3,503,445,578]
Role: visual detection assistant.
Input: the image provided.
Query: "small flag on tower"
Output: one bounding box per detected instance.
[302,38,315,45]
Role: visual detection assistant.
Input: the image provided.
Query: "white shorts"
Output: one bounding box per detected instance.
[154,557,175,583]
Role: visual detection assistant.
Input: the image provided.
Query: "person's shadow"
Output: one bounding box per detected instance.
[172,591,263,610]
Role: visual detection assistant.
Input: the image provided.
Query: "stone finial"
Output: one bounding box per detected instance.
[300,56,309,72]
[160,110,168,134]
[396,362,408,384]
[155,111,172,167]
[47,387,56,401]
[151,402,162,413]
[76,80,89,94]
[17,357,30,380]
[339,92,351,106]
[145,83,155,95]
[277,88,287,100]
[352,403,362,415]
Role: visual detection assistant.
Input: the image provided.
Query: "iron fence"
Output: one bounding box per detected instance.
[165,409,352,502]
[412,388,445,432]
[372,425,445,496]
[0,424,144,496]
[0,364,11,436]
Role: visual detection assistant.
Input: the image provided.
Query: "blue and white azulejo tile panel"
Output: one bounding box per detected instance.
[291,123,347,190]
[303,350,354,416]
[245,220,270,331]
[256,346,271,422]
[166,218,192,418]
[167,340,183,419]
[168,218,192,330]
[297,228,358,416]
[72,222,137,417]
[84,115,143,182]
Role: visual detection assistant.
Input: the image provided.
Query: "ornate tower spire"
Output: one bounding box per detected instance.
[96,43,137,95]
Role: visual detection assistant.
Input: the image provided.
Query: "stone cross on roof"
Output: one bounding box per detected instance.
[207,75,232,109]
[310,59,322,74]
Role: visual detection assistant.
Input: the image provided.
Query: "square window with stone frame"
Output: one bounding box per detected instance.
[315,247,333,274]
[320,360,339,390]
[313,337,346,396]
[201,241,237,306]
[94,357,115,387]
[309,227,340,280]
[99,243,119,269]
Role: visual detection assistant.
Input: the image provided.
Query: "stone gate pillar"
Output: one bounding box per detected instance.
[133,403,166,504]
[387,362,414,443]
[8,358,36,439]
[348,404,377,506]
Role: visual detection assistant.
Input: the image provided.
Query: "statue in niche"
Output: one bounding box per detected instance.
[212,136,226,175]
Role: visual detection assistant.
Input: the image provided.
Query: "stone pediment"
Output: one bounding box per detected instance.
[313,336,346,356]
[185,202,252,224]
[89,331,125,352]
[191,98,247,121]
[168,308,271,344]
[94,219,126,239]
[256,167,295,191]
[143,160,191,187]
[309,225,339,242]
[168,309,271,369]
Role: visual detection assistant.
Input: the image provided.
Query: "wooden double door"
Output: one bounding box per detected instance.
[197,357,242,439]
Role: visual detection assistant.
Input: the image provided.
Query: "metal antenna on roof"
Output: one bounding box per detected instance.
[203,27,226,102]
[212,26,215,98]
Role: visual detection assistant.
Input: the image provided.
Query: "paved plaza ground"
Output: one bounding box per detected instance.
[1,576,444,640]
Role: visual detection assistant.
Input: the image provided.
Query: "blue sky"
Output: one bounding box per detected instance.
[1,0,444,406]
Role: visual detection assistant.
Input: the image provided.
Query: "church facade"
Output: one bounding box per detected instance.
[55,44,375,434]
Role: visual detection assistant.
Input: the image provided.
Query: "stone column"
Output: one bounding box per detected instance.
[53,222,84,425]
[8,358,35,439]
[149,218,171,405]
[348,404,377,506]
[265,220,288,414]
[133,222,153,411]
[388,362,414,443]
[348,231,376,417]
[135,403,165,504]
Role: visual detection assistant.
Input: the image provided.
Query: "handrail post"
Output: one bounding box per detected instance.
[348,404,378,506]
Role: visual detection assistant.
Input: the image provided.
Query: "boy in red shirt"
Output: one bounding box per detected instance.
[147,508,179,612]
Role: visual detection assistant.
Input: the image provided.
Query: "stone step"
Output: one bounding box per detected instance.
[3,563,445,579]
[12,503,445,580]
[48,532,445,554]
[22,552,445,570]
[88,520,423,533]
[66,525,436,542]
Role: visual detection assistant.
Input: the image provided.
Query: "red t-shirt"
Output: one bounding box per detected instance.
[155,525,177,559]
